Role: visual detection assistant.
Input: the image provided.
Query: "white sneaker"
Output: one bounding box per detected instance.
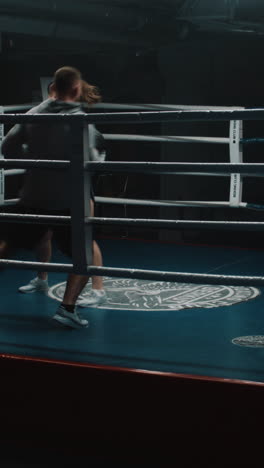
[18,277,49,294]
[53,305,89,329]
[77,289,107,308]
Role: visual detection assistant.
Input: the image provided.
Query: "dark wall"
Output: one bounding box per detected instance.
[158,33,264,245]
[2,18,264,245]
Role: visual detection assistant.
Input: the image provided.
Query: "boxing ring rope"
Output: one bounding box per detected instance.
[2,197,264,212]
[105,134,229,144]
[0,109,264,284]
[1,109,264,126]
[1,210,264,230]
[2,197,260,210]
[85,161,264,174]
[0,259,264,287]
[0,108,256,209]
[2,158,264,173]
[2,102,244,113]
[2,134,229,179]
[5,169,26,176]
[0,105,262,199]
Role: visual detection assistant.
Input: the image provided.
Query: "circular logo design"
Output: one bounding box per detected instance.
[232,336,264,348]
[48,277,260,311]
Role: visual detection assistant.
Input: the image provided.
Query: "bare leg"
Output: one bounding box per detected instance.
[35,230,53,280]
[62,241,103,305]
[90,200,104,290]
[58,199,103,307]
[62,273,89,305]
[91,240,103,290]
[62,239,102,304]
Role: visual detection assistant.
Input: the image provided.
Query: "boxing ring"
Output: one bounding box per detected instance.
[0,106,264,461]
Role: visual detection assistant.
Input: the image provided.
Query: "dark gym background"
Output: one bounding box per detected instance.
[1,3,264,466]
[2,1,264,247]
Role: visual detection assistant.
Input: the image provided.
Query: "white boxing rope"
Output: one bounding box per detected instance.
[87,216,264,231]
[5,168,264,179]
[2,159,264,174]
[3,209,264,230]
[3,198,19,206]
[1,104,264,282]
[0,159,69,169]
[95,196,233,209]
[108,104,244,111]
[0,212,70,224]
[105,134,229,144]
[0,109,262,218]
[5,169,264,180]
[3,102,244,113]
[86,266,264,287]
[94,196,264,211]
[4,169,26,176]
[2,109,264,126]
[3,196,263,211]
[85,161,264,175]
[1,259,264,287]
[0,259,73,273]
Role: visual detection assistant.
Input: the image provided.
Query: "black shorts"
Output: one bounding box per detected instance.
[0,203,88,258]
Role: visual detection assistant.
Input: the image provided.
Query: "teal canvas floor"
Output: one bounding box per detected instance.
[1,238,264,383]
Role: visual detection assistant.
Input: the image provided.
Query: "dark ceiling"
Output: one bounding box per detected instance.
[1,0,264,55]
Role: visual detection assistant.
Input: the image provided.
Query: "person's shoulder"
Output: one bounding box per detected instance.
[27,98,53,114]
[52,100,84,114]
[68,104,84,115]
[29,99,84,115]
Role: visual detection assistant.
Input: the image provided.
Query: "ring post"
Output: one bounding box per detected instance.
[229,120,243,206]
[0,106,4,206]
[70,122,93,275]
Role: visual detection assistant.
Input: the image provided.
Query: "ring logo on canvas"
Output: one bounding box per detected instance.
[48,278,260,311]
